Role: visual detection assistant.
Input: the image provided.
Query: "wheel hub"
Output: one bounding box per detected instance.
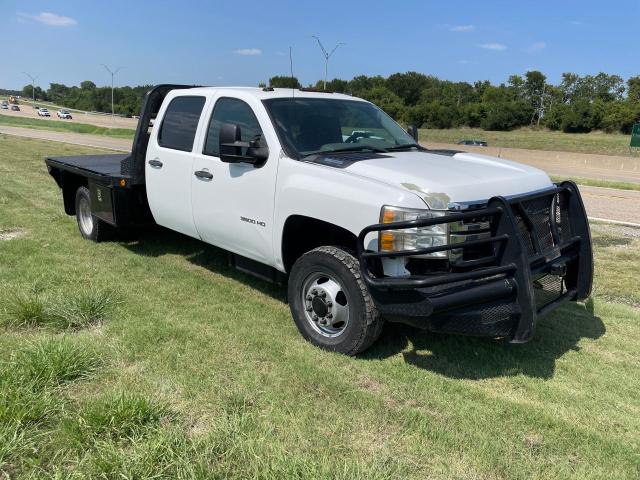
[78,196,93,235]
[302,272,349,337]
[311,296,328,317]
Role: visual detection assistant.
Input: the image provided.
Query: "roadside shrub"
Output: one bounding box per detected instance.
[1,292,50,328]
[481,101,532,131]
[1,287,116,331]
[10,337,101,389]
[600,101,639,134]
[51,288,116,330]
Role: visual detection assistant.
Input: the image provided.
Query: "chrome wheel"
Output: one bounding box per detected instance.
[301,270,350,338]
[78,196,93,236]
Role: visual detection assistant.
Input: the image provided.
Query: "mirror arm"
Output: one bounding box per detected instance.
[220,140,251,149]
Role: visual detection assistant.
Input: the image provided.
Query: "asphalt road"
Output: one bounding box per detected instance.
[0,104,138,129]
[1,125,638,226]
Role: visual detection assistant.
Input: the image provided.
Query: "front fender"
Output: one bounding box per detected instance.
[273,158,427,270]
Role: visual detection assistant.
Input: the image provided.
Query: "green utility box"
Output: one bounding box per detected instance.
[631,123,640,152]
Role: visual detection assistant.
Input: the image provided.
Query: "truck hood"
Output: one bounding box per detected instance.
[342,150,553,209]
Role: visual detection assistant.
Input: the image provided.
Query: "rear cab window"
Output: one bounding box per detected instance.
[158,96,206,151]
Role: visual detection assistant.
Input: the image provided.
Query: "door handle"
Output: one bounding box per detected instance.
[148,158,163,168]
[194,169,213,180]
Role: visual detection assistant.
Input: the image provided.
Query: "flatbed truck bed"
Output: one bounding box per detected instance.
[46,154,131,183]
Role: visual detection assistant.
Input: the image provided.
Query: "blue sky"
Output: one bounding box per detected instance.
[1,0,638,90]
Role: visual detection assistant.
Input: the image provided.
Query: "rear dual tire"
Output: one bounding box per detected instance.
[75,186,111,242]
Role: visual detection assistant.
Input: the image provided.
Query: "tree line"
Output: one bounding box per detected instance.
[16,70,640,133]
[18,81,152,117]
[268,71,640,134]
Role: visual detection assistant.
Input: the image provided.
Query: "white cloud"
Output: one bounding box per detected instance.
[18,11,77,27]
[234,48,262,56]
[526,41,546,53]
[450,25,475,32]
[478,43,507,51]
[570,20,584,25]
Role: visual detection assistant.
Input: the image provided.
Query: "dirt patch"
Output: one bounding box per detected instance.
[0,228,26,241]
[358,375,384,394]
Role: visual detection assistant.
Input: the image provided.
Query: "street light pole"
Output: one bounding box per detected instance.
[312,36,345,90]
[22,72,39,108]
[100,64,123,118]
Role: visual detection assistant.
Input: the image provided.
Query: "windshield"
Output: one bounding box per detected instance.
[263,98,417,158]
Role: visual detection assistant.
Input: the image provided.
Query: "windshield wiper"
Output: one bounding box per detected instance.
[301,145,389,158]
[386,143,421,151]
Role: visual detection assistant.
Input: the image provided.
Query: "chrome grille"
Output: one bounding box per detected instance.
[449,215,492,265]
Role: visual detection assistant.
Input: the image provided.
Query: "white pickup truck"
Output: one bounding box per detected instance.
[45,85,593,354]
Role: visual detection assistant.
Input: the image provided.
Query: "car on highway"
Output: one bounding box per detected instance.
[37,108,51,117]
[57,110,73,119]
[458,139,488,146]
[44,84,593,355]
[10,105,20,111]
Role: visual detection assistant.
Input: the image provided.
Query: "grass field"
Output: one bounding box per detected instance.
[422,127,634,157]
[1,134,639,478]
[549,176,640,192]
[0,114,134,139]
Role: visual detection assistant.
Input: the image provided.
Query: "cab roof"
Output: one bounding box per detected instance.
[173,86,365,102]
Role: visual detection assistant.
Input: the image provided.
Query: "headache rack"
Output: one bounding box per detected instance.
[356,181,593,342]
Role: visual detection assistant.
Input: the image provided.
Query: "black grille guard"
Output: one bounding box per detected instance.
[356,181,593,342]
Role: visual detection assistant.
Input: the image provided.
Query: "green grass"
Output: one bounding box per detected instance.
[0,114,134,138]
[0,135,639,478]
[550,176,640,192]
[1,287,116,330]
[422,127,635,157]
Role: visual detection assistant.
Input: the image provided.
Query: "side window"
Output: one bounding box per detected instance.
[204,98,263,156]
[158,96,205,151]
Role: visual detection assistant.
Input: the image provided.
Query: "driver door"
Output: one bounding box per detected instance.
[191,96,277,265]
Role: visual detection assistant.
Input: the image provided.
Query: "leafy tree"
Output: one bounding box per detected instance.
[386,71,431,106]
[268,76,301,88]
[80,80,97,90]
[359,87,405,119]
[21,84,46,101]
[600,101,637,133]
[557,99,600,133]
[481,101,531,131]
[627,76,640,103]
[348,75,386,97]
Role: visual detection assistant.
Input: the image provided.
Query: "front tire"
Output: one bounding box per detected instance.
[288,246,384,355]
[75,186,110,242]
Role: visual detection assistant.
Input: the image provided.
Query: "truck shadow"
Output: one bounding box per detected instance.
[360,301,605,380]
[119,226,287,302]
[120,227,604,380]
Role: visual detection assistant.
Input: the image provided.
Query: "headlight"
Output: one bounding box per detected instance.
[379,206,448,258]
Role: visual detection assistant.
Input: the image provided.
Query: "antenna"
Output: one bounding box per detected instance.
[289,46,295,99]
[312,35,345,90]
[289,46,294,79]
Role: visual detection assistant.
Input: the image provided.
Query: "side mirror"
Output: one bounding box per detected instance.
[219,123,269,166]
[407,124,418,142]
